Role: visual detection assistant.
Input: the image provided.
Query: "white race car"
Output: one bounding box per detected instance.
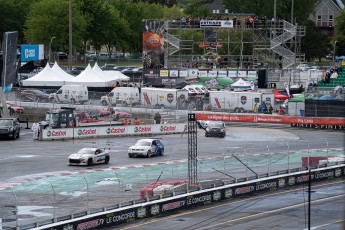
[68,148,110,166]
[128,138,164,158]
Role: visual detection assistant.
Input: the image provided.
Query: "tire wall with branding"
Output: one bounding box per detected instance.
[39,165,344,230]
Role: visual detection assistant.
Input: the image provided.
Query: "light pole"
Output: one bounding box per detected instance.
[68,0,73,71]
[48,36,56,64]
[332,40,338,63]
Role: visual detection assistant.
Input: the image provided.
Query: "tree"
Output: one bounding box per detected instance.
[25,0,86,53]
[184,0,212,18]
[162,5,185,21]
[77,0,130,55]
[301,20,330,62]
[0,0,34,44]
[223,0,317,24]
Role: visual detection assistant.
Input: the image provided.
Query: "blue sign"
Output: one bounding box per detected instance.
[21,44,43,62]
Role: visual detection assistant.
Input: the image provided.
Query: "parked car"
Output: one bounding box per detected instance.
[101,64,117,71]
[7,102,24,114]
[17,89,50,102]
[68,148,110,166]
[205,121,226,137]
[296,64,310,71]
[0,118,20,140]
[57,52,68,60]
[128,138,164,158]
[69,66,85,75]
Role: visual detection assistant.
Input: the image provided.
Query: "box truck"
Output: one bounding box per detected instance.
[100,87,140,106]
[141,87,189,109]
[50,85,89,104]
[209,90,274,113]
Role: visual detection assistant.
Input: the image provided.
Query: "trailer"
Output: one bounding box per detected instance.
[141,87,189,109]
[209,90,274,113]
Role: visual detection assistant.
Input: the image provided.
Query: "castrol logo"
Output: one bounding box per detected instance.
[47,130,67,137]
[106,127,126,134]
[160,125,176,132]
[134,127,152,133]
[78,129,97,136]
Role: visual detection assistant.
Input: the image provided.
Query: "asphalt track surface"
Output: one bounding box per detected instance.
[0,123,344,228]
[118,180,345,230]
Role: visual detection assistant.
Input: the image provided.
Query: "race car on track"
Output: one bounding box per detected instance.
[68,148,110,166]
[128,138,164,158]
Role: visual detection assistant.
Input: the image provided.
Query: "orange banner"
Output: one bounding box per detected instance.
[195,114,345,126]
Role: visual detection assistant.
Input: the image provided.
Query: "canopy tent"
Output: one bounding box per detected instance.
[65,64,115,87]
[22,64,66,87]
[51,62,74,80]
[92,63,129,82]
[336,56,345,60]
[216,77,234,86]
[230,78,251,90]
[274,89,290,100]
[288,93,305,102]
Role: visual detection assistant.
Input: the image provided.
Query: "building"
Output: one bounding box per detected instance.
[309,0,345,38]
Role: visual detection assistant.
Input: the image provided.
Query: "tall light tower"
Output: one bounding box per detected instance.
[333,41,338,63]
[68,0,73,71]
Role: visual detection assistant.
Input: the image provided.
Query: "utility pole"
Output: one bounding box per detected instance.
[68,0,73,71]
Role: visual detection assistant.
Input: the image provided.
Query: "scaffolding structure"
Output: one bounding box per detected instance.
[163,19,306,70]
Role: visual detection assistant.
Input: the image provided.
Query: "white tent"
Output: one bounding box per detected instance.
[22,64,66,87]
[65,64,115,87]
[230,78,251,90]
[51,62,74,81]
[92,63,129,82]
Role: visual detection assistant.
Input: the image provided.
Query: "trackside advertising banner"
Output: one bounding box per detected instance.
[42,129,73,140]
[41,124,186,140]
[196,114,345,127]
[45,166,344,230]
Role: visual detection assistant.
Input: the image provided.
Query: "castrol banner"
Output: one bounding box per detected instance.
[74,128,99,138]
[99,126,128,136]
[196,114,345,126]
[42,129,72,140]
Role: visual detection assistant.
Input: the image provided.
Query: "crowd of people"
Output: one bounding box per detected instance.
[172,16,284,29]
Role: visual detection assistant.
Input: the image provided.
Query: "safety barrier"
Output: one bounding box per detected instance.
[41,123,187,140]
[30,164,344,230]
[196,113,345,127]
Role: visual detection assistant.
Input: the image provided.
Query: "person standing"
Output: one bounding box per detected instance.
[134,117,140,125]
[154,112,161,124]
[31,122,39,140]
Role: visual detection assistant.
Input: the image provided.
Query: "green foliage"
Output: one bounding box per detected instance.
[184,0,212,18]
[223,0,317,23]
[0,0,34,44]
[335,10,345,36]
[25,0,86,52]
[162,5,185,21]
[301,20,331,61]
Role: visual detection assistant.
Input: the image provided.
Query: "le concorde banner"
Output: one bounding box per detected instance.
[47,166,344,230]
[195,114,345,126]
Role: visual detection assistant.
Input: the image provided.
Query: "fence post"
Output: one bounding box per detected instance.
[305,140,310,169]
[244,148,248,180]
[49,183,56,222]
[83,177,89,214]
[11,190,18,230]
[286,142,290,173]
[267,145,270,176]
[325,138,329,158]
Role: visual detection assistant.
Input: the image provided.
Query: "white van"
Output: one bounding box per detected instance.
[50,85,89,104]
[100,87,140,106]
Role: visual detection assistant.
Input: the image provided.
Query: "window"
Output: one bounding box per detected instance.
[329,15,333,22]
[317,15,321,22]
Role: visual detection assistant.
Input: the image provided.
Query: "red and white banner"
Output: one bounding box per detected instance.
[196,114,345,126]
